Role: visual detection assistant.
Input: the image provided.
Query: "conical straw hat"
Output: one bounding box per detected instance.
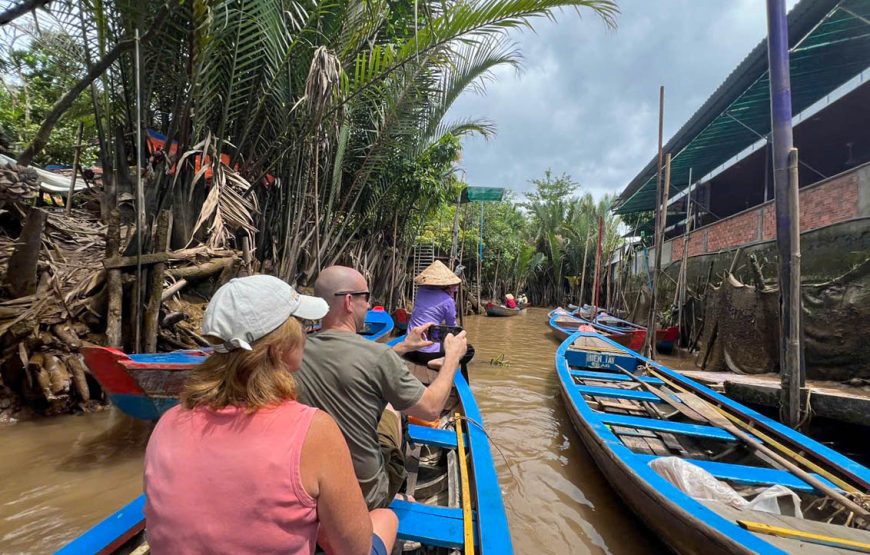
[414,260,461,286]
[505,293,514,300]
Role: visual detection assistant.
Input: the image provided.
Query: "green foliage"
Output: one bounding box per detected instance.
[0,31,98,165]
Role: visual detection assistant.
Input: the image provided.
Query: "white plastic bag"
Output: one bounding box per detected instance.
[649,457,802,517]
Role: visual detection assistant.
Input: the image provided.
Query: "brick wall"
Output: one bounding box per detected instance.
[668,163,867,263]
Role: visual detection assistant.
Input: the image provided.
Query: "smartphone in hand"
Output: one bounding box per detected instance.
[427,325,464,343]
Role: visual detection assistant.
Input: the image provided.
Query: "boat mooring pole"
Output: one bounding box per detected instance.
[591,215,604,316]
[643,86,665,359]
[766,0,804,428]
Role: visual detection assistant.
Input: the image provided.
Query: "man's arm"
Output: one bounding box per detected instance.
[392,322,433,356]
[403,331,467,421]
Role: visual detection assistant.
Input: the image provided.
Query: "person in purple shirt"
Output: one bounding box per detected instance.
[404,261,475,372]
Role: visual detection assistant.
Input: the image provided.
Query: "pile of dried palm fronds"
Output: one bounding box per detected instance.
[0,181,248,420]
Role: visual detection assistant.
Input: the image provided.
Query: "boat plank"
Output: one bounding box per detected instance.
[570,370,663,385]
[703,500,870,554]
[598,413,737,441]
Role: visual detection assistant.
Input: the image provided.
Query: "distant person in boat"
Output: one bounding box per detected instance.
[405,260,475,368]
[143,275,397,555]
[504,293,517,309]
[295,265,468,510]
[518,293,528,306]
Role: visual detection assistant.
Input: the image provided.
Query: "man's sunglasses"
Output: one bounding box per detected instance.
[335,290,370,301]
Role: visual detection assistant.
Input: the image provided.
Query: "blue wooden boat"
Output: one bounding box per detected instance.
[84,310,394,420]
[557,330,870,554]
[359,307,395,340]
[548,309,640,350]
[58,334,513,555]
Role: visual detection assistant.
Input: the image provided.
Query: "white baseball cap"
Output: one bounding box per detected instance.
[202,275,329,353]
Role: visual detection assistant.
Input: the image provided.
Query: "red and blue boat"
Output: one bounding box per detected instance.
[84,309,394,421]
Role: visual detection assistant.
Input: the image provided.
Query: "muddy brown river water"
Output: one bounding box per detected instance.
[1,307,665,554]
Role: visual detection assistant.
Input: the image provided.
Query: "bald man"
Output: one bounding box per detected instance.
[295,266,468,510]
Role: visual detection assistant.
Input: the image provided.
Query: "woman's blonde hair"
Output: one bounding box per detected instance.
[181,317,304,411]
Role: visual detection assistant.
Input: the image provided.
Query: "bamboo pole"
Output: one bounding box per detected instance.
[578,227,591,307]
[643,86,665,358]
[64,121,84,215]
[134,27,144,352]
[648,153,671,356]
[591,215,604,315]
[766,0,804,427]
[476,202,483,311]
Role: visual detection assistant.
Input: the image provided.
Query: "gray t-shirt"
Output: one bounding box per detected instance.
[295,330,426,507]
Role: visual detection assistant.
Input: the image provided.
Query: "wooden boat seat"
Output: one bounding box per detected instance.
[570,369,664,385]
[597,413,737,441]
[576,385,661,403]
[570,336,622,353]
[633,454,840,493]
[389,499,469,549]
[407,424,463,449]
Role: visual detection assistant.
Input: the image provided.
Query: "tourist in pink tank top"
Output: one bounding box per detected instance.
[143,276,398,555]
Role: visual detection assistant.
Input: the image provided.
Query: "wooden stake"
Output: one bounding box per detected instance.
[578,228,591,306]
[6,208,47,298]
[144,210,172,353]
[105,208,123,348]
[64,121,84,215]
[645,151,671,359]
[591,215,604,314]
[644,86,665,358]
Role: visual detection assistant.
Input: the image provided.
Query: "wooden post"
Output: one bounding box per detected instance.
[766,0,804,427]
[6,208,48,297]
[448,192,462,270]
[591,215,604,315]
[578,228,591,307]
[64,121,84,215]
[643,86,665,358]
[105,208,123,348]
[645,152,671,359]
[144,210,172,353]
[677,168,694,346]
[240,235,253,277]
[476,202,483,311]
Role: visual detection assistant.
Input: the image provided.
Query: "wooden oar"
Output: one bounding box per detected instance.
[613,364,706,422]
[675,389,870,523]
[647,367,860,494]
[738,520,870,553]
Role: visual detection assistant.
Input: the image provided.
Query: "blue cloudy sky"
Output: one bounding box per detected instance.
[448,0,800,200]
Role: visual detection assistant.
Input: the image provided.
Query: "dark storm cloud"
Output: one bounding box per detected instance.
[449,0,799,200]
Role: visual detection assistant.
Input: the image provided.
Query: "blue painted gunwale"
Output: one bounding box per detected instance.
[61,335,511,555]
[556,332,786,554]
[558,330,870,553]
[388,334,513,554]
[548,311,629,342]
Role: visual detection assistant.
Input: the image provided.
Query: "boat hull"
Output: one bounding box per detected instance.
[86,310,394,420]
[485,305,523,317]
[556,331,870,554]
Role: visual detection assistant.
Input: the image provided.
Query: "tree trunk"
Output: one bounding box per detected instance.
[144,210,172,353]
[105,209,123,347]
[6,208,47,298]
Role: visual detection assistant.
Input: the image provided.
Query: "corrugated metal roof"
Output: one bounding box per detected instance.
[614,0,870,215]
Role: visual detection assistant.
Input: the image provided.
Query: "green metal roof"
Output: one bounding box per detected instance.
[615,0,870,215]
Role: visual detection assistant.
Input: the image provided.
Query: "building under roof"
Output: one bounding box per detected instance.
[614,0,870,222]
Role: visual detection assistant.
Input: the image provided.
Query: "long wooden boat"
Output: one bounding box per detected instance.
[574,306,676,351]
[548,309,640,350]
[84,309,394,420]
[557,330,870,554]
[485,303,524,317]
[58,335,513,555]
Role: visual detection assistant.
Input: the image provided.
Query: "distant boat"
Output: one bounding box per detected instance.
[556,330,870,554]
[485,303,524,317]
[83,309,394,420]
[58,334,513,555]
[548,308,641,350]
